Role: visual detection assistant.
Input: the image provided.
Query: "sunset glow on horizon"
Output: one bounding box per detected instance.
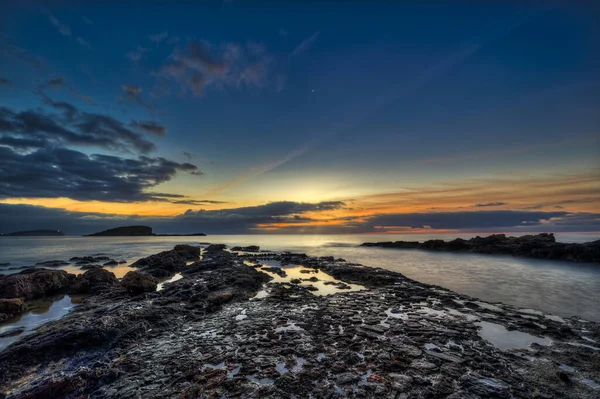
[0,2,598,235]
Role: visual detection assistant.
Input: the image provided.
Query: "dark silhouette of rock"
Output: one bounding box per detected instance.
[103,260,118,266]
[34,260,69,267]
[70,268,119,295]
[173,244,201,260]
[121,271,158,294]
[70,256,111,263]
[0,298,25,322]
[131,249,186,272]
[231,245,260,252]
[86,225,154,236]
[0,269,73,300]
[1,230,64,237]
[361,233,600,263]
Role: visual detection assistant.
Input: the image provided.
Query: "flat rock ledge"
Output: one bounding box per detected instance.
[0,245,598,399]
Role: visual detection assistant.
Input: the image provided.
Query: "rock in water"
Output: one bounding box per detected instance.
[70,268,119,295]
[173,244,201,260]
[0,269,72,300]
[130,249,186,272]
[121,271,158,294]
[0,298,25,322]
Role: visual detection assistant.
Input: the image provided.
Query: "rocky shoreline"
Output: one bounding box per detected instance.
[361,233,600,263]
[0,244,599,398]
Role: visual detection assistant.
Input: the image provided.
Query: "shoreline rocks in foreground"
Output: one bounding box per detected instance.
[0,244,598,398]
[361,233,600,263]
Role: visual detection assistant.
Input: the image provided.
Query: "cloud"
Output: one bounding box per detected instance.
[171,199,228,205]
[474,202,506,207]
[76,37,91,49]
[1,203,597,236]
[0,44,46,70]
[155,39,274,96]
[0,146,200,202]
[0,102,156,153]
[362,211,568,231]
[149,31,168,43]
[125,46,149,62]
[290,31,319,57]
[39,76,67,89]
[0,77,10,86]
[119,85,152,110]
[130,121,166,137]
[279,28,288,36]
[181,151,196,161]
[48,14,71,36]
[82,16,94,25]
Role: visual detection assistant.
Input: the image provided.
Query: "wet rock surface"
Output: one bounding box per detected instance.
[0,245,598,398]
[362,233,600,263]
[0,269,73,300]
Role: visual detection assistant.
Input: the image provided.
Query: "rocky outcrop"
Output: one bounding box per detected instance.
[0,269,73,300]
[231,245,260,252]
[1,230,64,237]
[70,268,119,295]
[0,247,598,399]
[173,244,201,260]
[362,233,600,263]
[0,298,25,323]
[86,225,154,236]
[121,271,158,295]
[130,249,186,272]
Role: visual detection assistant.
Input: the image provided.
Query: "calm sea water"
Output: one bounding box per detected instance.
[1,232,599,321]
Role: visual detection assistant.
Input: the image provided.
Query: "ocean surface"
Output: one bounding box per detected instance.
[1,232,599,322]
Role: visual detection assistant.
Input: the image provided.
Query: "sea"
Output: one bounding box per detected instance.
[1,232,599,323]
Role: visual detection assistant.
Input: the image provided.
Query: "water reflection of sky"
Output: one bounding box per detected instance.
[0,294,80,352]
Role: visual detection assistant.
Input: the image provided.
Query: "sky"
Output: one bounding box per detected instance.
[0,1,599,235]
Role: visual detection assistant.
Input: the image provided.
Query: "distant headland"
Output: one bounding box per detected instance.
[361,233,600,263]
[85,225,206,237]
[0,230,65,237]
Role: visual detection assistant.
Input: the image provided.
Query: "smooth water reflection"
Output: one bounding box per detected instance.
[0,294,82,351]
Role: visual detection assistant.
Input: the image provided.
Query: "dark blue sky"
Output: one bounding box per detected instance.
[0,1,598,234]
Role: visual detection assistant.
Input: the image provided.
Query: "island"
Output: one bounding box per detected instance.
[0,230,65,237]
[361,233,600,263]
[85,226,207,237]
[85,225,155,236]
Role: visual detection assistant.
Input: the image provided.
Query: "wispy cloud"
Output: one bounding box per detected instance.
[76,37,91,50]
[155,39,274,97]
[149,31,168,43]
[290,31,319,57]
[0,77,11,86]
[82,16,94,25]
[475,202,507,207]
[45,11,91,50]
[119,84,153,111]
[47,14,71,36]
[125,46,149,62]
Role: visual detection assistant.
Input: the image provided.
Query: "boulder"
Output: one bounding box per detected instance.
[121,271,158,295]
[0,269,73,300]
[0,298,26,322]
[70,268,119,295]
[173,244,201,260]
[34,260,69,267]
[130,250,186,272]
